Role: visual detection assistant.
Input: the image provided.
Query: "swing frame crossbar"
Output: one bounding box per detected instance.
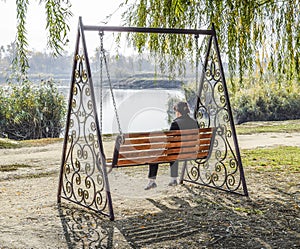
[58,17,248,221]
[83,25,215,36]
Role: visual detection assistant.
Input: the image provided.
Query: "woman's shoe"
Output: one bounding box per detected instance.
[168,180,178,186]
[144,181,157,190]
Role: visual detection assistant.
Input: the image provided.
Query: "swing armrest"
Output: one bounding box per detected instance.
[105,161,113,174]
[105,134,122,173]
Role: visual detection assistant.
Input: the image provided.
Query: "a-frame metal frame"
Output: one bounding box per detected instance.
[57,17,114,220]
[58,17,248,221]
[185,24,248,196]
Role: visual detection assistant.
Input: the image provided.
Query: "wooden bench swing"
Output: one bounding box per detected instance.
[58,17,248,221]
[107,128,216,173]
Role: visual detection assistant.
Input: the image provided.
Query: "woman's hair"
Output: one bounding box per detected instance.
[174,101,190,115]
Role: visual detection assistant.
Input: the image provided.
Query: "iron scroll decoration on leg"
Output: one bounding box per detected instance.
[57,17,248,221]
[57,18,115,220]
[186,27,248,196]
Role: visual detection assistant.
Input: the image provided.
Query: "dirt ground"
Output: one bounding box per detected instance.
[0,133,299,249]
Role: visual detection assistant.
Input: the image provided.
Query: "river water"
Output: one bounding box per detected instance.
[60,87,185,134]
[99,88,185,134]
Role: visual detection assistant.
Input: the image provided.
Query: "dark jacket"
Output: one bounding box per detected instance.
[170,114,199,131]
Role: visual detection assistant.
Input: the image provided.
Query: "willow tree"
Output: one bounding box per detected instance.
[121,0,300,90]
[11,0,72,75]
[11,0,300,87]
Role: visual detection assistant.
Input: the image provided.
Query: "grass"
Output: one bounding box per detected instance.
[0,137,63,149]
[241,146,300,173]
[0,161,57,179]
[233,207,264,215]
[0,164,34,172]
[0,138,21,149]
[236,119,300,134]
[0,170,58,180]
[20,137,63,147]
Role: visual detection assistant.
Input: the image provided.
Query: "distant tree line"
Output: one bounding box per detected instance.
[0,43,72,82]
[0,44,196,85]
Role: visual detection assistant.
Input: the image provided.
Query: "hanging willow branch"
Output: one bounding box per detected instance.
[122,0,300,83]
[14,0,72,75]
[15,0,29,75]
[45,0,72,56]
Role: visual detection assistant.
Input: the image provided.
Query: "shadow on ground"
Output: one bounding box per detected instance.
[58,186,300,249]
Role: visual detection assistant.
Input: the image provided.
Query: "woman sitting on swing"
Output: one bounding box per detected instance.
[144,101,199,190]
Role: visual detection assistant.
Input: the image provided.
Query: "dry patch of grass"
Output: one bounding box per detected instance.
[19,137,63,147]
[0,138,21,149]
[0,137,63,149]
[0,163,33,172]
[236,119,300,134]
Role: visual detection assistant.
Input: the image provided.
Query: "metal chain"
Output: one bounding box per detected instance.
[195,34,200,91]
[195,34,207,90]
[99,31,123,138]
[99,31,104,132]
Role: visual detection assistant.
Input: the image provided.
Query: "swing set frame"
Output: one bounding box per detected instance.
[57,17,248,221]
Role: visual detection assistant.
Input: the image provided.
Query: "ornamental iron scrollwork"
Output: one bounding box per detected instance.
[61,54,107,211]
[58,26,114,220]
[185,35,248,196]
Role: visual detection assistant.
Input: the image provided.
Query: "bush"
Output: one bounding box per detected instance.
[232,84,300,124]
[178,78,300,125]
[0,79,66,140]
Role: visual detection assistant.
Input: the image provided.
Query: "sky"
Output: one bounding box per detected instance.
[0,0,127,53]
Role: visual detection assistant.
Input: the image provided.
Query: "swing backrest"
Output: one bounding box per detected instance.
[110,127,216,167]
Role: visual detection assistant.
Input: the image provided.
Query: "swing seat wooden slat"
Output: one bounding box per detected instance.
[107,127,216,169]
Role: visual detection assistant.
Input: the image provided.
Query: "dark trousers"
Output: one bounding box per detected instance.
[148,161,178,179]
